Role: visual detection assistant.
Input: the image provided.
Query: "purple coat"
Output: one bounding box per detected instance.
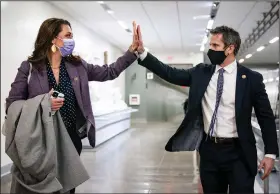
[6,50,137,148]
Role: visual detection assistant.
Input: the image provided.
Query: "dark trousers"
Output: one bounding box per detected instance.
[199,135,255,194]
[68,130,83,194]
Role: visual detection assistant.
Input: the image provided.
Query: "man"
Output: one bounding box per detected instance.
[134,25,279,193]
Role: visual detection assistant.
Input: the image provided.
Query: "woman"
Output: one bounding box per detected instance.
[6,18,139,193]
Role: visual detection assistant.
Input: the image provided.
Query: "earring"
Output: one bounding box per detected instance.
[51,44,57,53]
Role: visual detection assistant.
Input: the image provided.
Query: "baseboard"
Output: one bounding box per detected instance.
[1,163,12,177]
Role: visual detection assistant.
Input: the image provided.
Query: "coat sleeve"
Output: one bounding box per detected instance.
[138,52,196,86]
[82,50,137,82]
[253,72,279,157]
[6,61,30,113]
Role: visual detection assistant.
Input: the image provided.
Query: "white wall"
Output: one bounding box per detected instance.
[1,1,125,167]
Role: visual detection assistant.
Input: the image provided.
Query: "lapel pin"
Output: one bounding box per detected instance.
[74,77,79,81]
[242,75,246,79]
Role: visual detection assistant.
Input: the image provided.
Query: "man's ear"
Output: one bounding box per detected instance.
[229,45,235,55]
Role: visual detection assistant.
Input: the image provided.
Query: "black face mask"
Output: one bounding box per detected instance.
[207,49,227,65]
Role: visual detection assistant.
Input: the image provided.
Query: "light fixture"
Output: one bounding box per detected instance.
[193,15,210,20]
[200,45,205,52]
[207,19,214,29]
[117,21,128,30]
[263,79,268,83]
[276,77,279,81]
[144,47,149,52]
[256,46,265,52]
[239,59,244,63]
[245,54,252,59]
[97,1,104,4]
[213,1,220,7]
[269,37,279,44]
[202,35,208,44]
[107,10,114,14]
[268,78,274,82]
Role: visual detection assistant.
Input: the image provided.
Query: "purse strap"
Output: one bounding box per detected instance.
[27,62,32,84]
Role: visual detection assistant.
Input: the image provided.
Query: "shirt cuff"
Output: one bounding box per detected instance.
[139,50,148,61]
[264,154,276,160]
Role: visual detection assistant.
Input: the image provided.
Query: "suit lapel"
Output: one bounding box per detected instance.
[197,65,216,102]
[235,64,247,118]
[64,61,84,114]
[36,64,49,93]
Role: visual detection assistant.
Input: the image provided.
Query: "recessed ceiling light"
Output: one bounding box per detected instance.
[245,54,252,59]
[107,10,114,14]
[269,37,279,44]
[207,19,214,29]
[239,59,244,63]
[193,15,209,20]
[276,77,279,81]
[97,1,104,4]
[257,46,265,52]
[200,45,205,52]
[268,78,274,82]
[117,21,128,30]
[202,35,208,44]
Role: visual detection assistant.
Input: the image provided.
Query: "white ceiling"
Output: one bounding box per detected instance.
[52,1,279,64]
[210,1,279,64]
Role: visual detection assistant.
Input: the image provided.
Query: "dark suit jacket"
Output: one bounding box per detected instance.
[6,50,137,148]
[138,52,279,175]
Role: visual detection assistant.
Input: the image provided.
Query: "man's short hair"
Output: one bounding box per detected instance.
[210,26,241,56]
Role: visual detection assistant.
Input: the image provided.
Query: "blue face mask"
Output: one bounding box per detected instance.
[57,38,75,57]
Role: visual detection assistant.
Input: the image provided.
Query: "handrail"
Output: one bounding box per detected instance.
[253,119,279,193]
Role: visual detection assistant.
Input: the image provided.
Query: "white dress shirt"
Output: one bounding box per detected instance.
[202,61,238,138]
[139,50,275,159]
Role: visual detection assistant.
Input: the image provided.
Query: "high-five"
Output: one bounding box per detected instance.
[130,21,139,52]
[136,25,144,54]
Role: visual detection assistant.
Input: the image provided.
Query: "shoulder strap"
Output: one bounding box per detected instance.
[27,62,32,84]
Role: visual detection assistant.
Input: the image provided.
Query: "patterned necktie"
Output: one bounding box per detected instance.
[208,68,225,138]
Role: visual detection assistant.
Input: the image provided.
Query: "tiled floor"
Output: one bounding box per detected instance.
[76,121,199,193]
[1,119,275,193]
[1,120,200,193]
